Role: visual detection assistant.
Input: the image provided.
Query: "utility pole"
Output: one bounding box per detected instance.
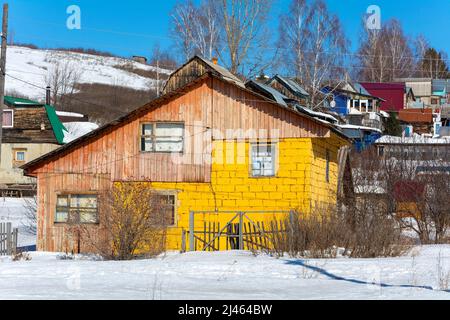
[0,3,9,163]
[156,60,160,97]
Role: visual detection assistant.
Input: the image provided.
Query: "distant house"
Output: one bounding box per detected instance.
[392,78,450,109]
[22,56,350,254]
[359,82,412,112]
[320,83,385,151]
[397,108,435,135]
[0,96,65,196]
[265,75,310,106]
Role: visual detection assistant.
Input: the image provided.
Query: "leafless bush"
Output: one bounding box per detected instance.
[270,205,406,258]
[435,252,450,291]
[353,144,450,244]
[22,197,37,235]
[81,183,170,260]
[11,251,32,261]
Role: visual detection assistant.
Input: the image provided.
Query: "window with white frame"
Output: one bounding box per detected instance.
[2,110,13,128]
[251,143,276,177]
[140,122,184,152]
[55,194,98,224]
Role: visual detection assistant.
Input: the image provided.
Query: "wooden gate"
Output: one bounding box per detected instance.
[184,211,291,252]
[0,222,18,256]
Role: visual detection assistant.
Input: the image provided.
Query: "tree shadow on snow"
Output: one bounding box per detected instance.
[285,260,450,293]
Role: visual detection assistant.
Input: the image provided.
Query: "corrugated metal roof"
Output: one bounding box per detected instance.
[353,83,371,96]
[198,56,245,88]
[270,75,309,97]
[246,80,288,107]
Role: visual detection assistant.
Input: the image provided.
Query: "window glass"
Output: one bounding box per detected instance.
[2,110,13,127]
[16,152,25,161]
[251,144,275,177]
[141,123,184,152]
[154,194,176,226]
[56,194,98,224]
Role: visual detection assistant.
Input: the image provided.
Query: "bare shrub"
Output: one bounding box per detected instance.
[81,183,170,260]
[271,205,406,258]
[354,144,450,244]
[12,251,32,261]
[22,197,37,235]
[437,252,450,291]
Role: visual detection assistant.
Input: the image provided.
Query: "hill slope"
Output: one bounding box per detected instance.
[5,45,171,101]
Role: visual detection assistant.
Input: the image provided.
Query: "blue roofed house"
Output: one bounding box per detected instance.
[320,82,386,151]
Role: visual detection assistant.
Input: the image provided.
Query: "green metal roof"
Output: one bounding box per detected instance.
[4,95,43,107]
[3,95,67,144]
[44,105,67,144]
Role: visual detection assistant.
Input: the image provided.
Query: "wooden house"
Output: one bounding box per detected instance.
[22,56,350,253]
[0,96,65,196]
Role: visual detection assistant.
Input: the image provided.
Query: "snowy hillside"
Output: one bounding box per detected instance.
[5,46,172,101]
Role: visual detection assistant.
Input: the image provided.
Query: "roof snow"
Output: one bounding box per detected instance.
[6,46,171,101]
[376,134,450,144]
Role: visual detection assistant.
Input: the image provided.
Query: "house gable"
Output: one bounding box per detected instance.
[23,71,337,181]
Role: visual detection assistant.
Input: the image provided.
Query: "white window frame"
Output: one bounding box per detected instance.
[2,109,14,128]
[140,122,185,153]
[250,143,277,177]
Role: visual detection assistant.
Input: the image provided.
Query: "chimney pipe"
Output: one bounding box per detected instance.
[212,57,218,65]
[46,86,51,105]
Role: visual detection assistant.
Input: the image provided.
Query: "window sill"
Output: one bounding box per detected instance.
[140,151,184,154]
[54,222,100,225]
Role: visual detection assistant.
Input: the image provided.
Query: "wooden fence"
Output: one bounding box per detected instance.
[0,222,18,256]
[182,211,291,252]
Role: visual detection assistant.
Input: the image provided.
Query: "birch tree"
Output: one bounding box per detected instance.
[357,19,414,82]
[218,0,272,76]
[278,0,348,107]
[170,0,221,61]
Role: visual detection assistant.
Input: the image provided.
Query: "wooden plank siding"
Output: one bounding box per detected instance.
[28,74,334,252]
[30,76,329,182]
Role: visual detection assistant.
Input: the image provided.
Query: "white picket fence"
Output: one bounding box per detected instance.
[0,222,18,256]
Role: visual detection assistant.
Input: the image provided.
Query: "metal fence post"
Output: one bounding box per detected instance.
[181,229,186,253]
[238,212,244,250]
[189,211,195,252]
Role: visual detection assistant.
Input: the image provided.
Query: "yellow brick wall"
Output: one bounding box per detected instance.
[148,136,346,250]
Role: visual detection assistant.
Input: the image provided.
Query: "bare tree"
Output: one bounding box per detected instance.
[218,0,272,76]
[278,0,349,107]
[44,57,82,108]
[357,19,414,82]
[170,0,221,61]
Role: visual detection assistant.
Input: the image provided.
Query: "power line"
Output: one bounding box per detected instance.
[11,18,450,64]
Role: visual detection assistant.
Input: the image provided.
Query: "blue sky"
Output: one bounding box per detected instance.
[5,0,450,64]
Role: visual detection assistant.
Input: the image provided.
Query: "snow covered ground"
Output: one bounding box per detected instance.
[0,197,36,248]
[6,46,171,100]
[0,246,449,300]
